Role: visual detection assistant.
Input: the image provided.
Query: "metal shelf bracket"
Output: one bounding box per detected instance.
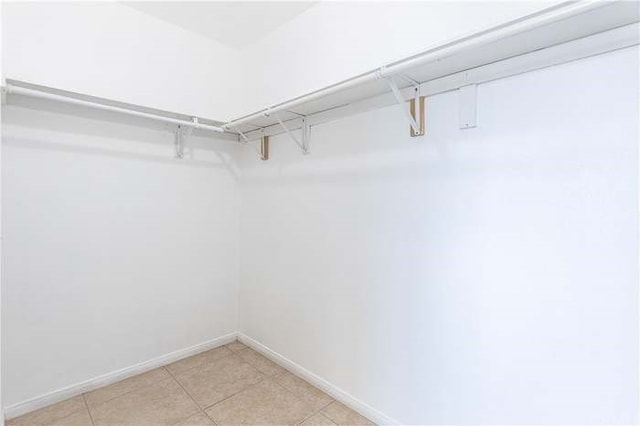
[301,117,310,154]
[385,76,425,137]
[237,128,268,161]
[409,93,426,137]
[275,114,310,155]
[174,118,197,159]
[1,78,7,105]
[260,134,270,161]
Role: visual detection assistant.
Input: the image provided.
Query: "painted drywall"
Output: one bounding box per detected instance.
[1,1,564,121]
[1,2,241,120]
[0,1,4,423]
[233,1,562,117]
[237,47,639,425]
[1,96,241,407]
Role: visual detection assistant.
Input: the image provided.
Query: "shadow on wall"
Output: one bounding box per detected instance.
[237,95,612,189]
[2,95,242,179]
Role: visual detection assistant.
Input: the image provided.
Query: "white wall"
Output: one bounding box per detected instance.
[1,1,563,120]
[234,1,561,117]
[2,2,638,424]
[0,0,4,422]
[1,96,241,407]
[1,2,240,120]
[237,47,639,425]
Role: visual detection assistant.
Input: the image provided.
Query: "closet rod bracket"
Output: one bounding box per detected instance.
[275,114,310,155]
[385,76,425,137]
[1,78,7,105]
[174,118,197,159]
[236,128,268,160]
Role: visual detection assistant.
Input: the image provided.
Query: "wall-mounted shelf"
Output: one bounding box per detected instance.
[3,1,639,161]
[224,1,639,153]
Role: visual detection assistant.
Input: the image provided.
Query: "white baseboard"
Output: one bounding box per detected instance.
[237,333,399,425]
[6,332,397,424]
[4,332,238,420]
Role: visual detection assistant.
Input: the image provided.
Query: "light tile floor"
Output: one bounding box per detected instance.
[7,341,375,426]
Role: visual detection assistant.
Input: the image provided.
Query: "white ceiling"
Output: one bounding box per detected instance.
[123,1,316,50]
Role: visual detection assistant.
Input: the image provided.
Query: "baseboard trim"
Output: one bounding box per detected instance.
[237,333,399,425]
[4,332,238,420]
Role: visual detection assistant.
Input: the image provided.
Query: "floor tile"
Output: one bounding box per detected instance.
[225,341,248,353]
[299,412,337,426]
[7,395,87,426]
[166,346,233,375]
[89,377,199,426]
[322,402,374,425]
[275,372,333,411]
[175,411,215,425]
[237,348,286,377]
[48,408,94,426]
[84,367,170,407]
[205,379,315,425]
[174,354,265,408]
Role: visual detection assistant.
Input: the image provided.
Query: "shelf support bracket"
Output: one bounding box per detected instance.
[174,119,196,159]
[237,128,268,161]
[1,79,7,106]
[260,134,270,161]
[275,114,310,155]
[174,128,185,159]
[301,117,310,154]
[385,76,425,137]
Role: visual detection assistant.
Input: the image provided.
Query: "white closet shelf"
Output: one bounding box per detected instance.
[225,1,639,140]
[3,1,639,155]
[2,81,228,134]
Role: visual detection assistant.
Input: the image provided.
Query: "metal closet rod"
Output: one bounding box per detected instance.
[222,0,602,131]
[4,85,225,133]
[2,1,606,136]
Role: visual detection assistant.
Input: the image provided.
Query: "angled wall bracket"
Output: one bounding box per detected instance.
[385,76,425,137]
[409,94,426,137]
[237,128,268,161]
[275,114,310,155]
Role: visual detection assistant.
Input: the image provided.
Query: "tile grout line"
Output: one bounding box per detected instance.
[200,369,271,412]
[297,412,334,426]
[200,369,327,425]
[167,346,236,378]
[269,379,322,425]
[13,342,348,426]
[203,347,337,424]
[10,399,92,426]
[269,374,336,425]
[81,394,97,426]
[164,345,267,418]
[236,347,288,378]
[80,344,236,418]
[263,366,337,424]
[198,347,295,412]
[267,359,372,425]
[84,342,237,415]
[297,399,336,425]
[163,365,218,425]
[183,349,267,411]
[82,368,173,411]
[225,341,248,354]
